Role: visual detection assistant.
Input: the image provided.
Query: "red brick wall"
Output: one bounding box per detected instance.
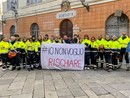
[3,0,130,39]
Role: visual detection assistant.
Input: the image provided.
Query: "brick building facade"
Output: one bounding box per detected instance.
[2,0,130,39]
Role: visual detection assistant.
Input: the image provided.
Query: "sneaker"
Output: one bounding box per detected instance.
[3,68,6,71]
[126,68,130,71]
[17,67,21,71]
[11,67,16,71]
[27,68,31,71]
[118,63,122,69]
[108,69,112,72]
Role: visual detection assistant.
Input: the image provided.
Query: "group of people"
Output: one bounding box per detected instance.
[0,32,130,72]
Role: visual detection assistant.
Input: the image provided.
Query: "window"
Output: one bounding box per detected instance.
[7,0,18,11]
[10,25,15,36]
[27,0,42,5]
[31,23,39,39]
[27,0,31,5]
[7,0,11,10]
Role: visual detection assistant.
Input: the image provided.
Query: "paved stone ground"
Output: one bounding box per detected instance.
[0,67,130,98]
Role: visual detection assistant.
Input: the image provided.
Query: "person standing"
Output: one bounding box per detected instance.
[62,35,71,44]
[26,38,36,71]
[9,35,21,70]
[73,34,80,44]
[81,34,91,69]
[104,35,112,71]
[118,32,130,71]
[96,34,105,68]
[90,37,99,69]
[0,37,10,71]
[111,35,121,71]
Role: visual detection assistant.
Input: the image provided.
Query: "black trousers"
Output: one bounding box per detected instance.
[10,53,20,68]
[112,52,118,65]
[27,51,35,68]
[90,52,98,65]
[104,52,111,64]
[119,48,129,63]
[1,53,8,68]
[98,52,104,67]
[20,49,26,64]
[85,51,90,66]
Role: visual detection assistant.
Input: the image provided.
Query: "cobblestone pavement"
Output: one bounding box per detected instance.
[0,67,130,98]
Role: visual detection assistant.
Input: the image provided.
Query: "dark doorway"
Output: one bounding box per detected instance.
[60,19,73,38]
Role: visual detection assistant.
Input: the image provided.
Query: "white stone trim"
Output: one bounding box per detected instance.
[3,0,118,19]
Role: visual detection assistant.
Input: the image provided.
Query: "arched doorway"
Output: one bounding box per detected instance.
[30,23,39,39]
[10,25,15,36]
[106,13,129,37]
[60,19,73,38]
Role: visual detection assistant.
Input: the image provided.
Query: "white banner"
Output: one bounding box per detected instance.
[41,44,85,70]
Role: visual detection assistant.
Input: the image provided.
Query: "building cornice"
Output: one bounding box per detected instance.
[3,0,118,20]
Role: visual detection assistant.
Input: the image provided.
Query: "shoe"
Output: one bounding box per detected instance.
[3,68,6,71]
[113,65,117,70]
[27,68,31,71]
[17,67,21,71]
[118,63,122,69]
[31,65,34,70]
[108,69,112,72]
[23,66,26,69]
[126,68,130,71]
[94,67,97,70]
[11,67,16,71]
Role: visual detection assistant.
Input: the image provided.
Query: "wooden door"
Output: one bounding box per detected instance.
[60,19,73,38]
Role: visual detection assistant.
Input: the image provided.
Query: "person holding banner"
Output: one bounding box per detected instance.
[90,37,99,70]
[73,34,80,44]
[118,32,130,71]
[82,34,91,69]
[54,36,61,43]
[62,35,71,44]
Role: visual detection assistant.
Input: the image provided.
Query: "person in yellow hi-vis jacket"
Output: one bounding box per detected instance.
[34,38,41,69]
[54,36,61,43]
[81,34,91,69]
[26,38,36,71]
[9,35,21,70]
[104,35,112,71]
[0,37,10,71]
[96,34,105,68]
[90,37,99,70]
[17,38,27,68]
[110,35,121,71]
[22,37,28,67]
[42,34,51,44]
[118,32,130,71]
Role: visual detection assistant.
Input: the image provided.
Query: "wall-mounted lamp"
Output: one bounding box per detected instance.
[80,0,90,12]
